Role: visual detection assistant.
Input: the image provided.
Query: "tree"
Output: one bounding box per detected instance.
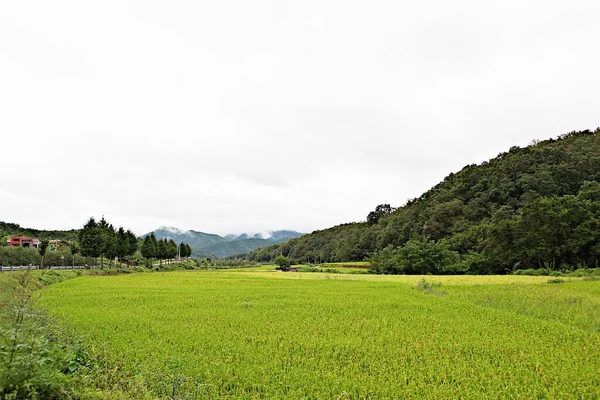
[78,216,139,267]
[69,242,79,267]
[126,230,138,259]
[179,243,192,260]
[70,242,79,256]
[157,239,168,265]
[79,217,101,264]
[179,242,187,259]
[97,220,117,267]
[0,229,8,247]
[519,194,600,269]
[370,238,460,275]
[367,204,396,224]
[116,227,129,264]
[274,255,291,271]
[167,239,178,261]
[39,240,49,268]
[141,234,157,264]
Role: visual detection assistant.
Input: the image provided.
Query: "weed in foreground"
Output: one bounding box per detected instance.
[0,272,78,399]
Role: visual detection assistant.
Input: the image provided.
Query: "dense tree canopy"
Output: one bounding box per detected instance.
[0,221,78,241]
[78,217,138,264]
[245,129,600,273]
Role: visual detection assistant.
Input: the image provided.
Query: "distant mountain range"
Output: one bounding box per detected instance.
[143,227,304,258]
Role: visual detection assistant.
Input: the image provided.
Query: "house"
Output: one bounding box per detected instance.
[7,235,41,248]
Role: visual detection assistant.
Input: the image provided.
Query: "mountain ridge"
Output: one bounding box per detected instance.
[144,227,304,258]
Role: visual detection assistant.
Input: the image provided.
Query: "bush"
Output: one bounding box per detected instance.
[370,238,461,275]
[273,255,291,271]
[0,247,40,266]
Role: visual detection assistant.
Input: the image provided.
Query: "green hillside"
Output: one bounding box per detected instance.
[246,129,600,273]
[203,238,277,258]
[0,221,78,242]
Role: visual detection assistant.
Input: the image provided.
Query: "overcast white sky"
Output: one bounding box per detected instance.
[1,0,599,236]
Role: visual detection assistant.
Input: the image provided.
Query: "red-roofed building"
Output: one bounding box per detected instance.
[7,236,41,248]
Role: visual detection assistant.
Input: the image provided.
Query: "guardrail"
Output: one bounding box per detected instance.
[1,260,180,272]
[1,265,107,272]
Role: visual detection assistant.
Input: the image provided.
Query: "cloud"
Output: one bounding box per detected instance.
[1,0,598,236]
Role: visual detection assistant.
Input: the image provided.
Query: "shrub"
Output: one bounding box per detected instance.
[370,239,462,275]
[273,255,291,271]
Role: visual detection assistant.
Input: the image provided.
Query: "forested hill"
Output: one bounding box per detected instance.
[245,129,600,273]
[0,221,79,241]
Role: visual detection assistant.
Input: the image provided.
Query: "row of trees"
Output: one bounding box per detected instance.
[245,130,600,273]
[3,216,197,267]
[140,234,192,264]
[78,217,138,266]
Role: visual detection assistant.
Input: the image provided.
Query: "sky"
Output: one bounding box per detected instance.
[1,0,599,236]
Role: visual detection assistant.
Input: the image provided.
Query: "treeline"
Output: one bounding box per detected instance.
[0,246,88,267]
[78,217,138,265]
[2,216,197,267]
[246,129,600,274]
[0,221,79,241]
[140,233,192,264]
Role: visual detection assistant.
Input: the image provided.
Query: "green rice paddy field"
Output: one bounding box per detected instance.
[38,271,600,399]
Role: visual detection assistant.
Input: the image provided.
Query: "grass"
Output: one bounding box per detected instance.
[0,265,193,399]
[0,270,86,399]
[320,261,371,268]
[35,270,600,399]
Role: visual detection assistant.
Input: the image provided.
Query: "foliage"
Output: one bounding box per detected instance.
[246,129,600,273]
[78,217,138,266]
[38,240,49,257]
[367,204,396,224]
[141,233,157,260]
[0,246,90,268]
[179,242,192,259]
[273,255,291,271]
[370,238,462,274]
[0,222,78,242]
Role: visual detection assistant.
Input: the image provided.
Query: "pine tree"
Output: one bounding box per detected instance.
[116,227,128,264]
[126,230,138,258]
[79,217,101,265]
[141,235,157,264]
[168,239,178,261]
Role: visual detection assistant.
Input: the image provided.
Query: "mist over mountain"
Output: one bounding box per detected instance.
[143,227,304,258]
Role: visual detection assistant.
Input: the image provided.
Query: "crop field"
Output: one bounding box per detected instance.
[38,271,600,399]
